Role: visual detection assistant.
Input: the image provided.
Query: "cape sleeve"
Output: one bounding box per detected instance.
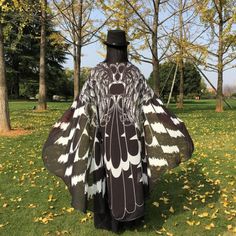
[42,74,97,212]
[139,76,194,184]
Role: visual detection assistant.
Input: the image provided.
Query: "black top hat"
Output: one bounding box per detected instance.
[103,29,130,46]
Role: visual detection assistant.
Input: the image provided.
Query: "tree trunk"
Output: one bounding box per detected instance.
[152,0,160,97]
[73,41,79,99]
[73,44,82,99]
[73,0,83,99]
[216,17,223,112]
[77,45,82,94]
[12,56,20,99]
[0,22,11,132]
[74,45,82,99]
[177,59,184,108]
[37,0,47,110]
[177,0,184,109]
[77,0,83,95]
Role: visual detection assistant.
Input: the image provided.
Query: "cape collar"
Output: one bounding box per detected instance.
[100,61,131,68]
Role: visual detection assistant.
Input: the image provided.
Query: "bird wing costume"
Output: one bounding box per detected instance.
[42,61,194,221]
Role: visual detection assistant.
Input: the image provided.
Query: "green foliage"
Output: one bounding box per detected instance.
[148,61,202,101]
[231,92,236,98]
[3,3,69,99]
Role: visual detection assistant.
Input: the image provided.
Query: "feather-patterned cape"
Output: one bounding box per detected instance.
[42,61,194,221]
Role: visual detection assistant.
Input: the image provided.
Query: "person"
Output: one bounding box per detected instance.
[42,29,194,234]
[93,30,146,233]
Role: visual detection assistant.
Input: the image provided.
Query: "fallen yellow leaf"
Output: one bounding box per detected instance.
[66,207,74,213]
[169,206,174,213]
[182,185,190,189]
[48,194,53,202]
[186,220,195,226]
[207,203,214,209]
[152,202,159,207]
[166,232,173,236]
[195,221,201,225]
[48,194,56,202]
[0,222,9,228]
[183,205,191,211]
[86,212,92,218]
[155,230,162,234]
[205,222,215,230]
[80,217,87,223]
[28,203,37,208]
[227,225,233,230]
[162,197,169,204]
[198,212,209,218]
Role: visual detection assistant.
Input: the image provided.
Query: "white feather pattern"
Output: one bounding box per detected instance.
[156,98,164,105]
[65,165,73,176]
[104,139,141,178]
[89,155,103,173]
[85,178,106,199]
[73,105,86,118]
[53,122,61,128]
[166,128,185,138]
[161,145,179,153]
[152,103,166,114]
[146,136,159,147]
[58,153,69,163]
[150,122,167,133]
[71,173,86,186]
[60,122,70,131]
[142,173,148,185]
[71,100,77,108]
[54,128,76,146]
[170,117,180,125]
[149,157,168,167]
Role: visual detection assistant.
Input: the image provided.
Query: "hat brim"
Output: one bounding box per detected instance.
[103,40,130,46]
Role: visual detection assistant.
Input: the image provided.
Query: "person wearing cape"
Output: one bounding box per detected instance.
[42,30,194,232]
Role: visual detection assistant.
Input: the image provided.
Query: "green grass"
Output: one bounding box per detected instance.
[0,99,235,236]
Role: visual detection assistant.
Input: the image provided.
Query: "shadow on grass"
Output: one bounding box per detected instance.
[121,162,220,234]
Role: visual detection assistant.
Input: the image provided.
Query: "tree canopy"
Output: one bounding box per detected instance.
[148,61,202,101]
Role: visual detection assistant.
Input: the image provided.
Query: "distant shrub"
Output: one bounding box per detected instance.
[200,94,216,99]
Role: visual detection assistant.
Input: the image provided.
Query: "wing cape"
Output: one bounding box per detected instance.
[42,77,99,212]
[140,78,194,186]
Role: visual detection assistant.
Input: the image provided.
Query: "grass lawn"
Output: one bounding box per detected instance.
[0,99,235,236]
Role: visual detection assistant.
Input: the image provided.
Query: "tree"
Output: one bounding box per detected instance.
[148,61,202,102]
[0,0,18,132]
[52,0,109,99]
[97,0,142,58]
[4,11,68,100]
[195,0,236,112]
[119,0,195,98]
[159,0,204,108]
[37,0,47,110]
[0,20,11,132]
[177,0,184,108]
[0,0,35,131]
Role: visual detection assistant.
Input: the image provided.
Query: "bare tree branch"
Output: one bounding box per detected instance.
[123,0,155,34]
